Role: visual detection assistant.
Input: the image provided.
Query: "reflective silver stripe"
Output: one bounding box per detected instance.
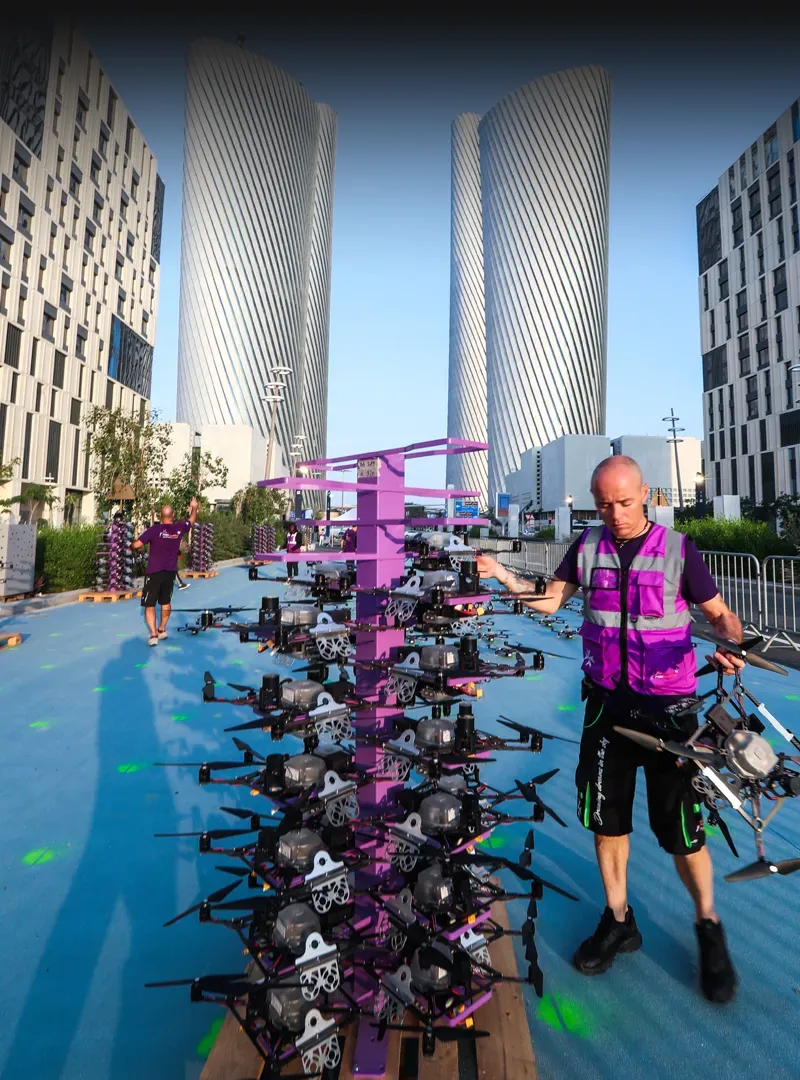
[583,608,691,630]
[579,527,604,621]
[662,528,685,612]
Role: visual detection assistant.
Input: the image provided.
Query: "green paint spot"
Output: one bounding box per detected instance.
[135,662,149,668]
[704,822,719,837]
[230,660,244,666]
[786,695,800,701]
[22,848,56,866]
[557,704,578,711]
[172,714,190,724]
[48,633,62,638]
[524,674,543,681]
[213,712,223,718]
[477,833,506,850]
[93,686,110,693]
[536,993,592,1037]
[165,645,181,652]
[83,646,100,651]
[40,664,55,670]
[116,761,149,773]
[196,1016,225,1057]
[29,720,51,730]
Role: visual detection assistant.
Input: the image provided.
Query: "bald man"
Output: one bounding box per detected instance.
[132,498,198,646]
[477,456,743,1004]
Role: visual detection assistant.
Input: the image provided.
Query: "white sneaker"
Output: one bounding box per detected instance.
[148,635,159,647]
[157,630,168,640]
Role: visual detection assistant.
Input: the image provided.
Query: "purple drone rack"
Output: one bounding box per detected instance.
[259,436,488,1077]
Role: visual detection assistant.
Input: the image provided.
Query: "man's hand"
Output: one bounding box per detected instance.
[189,497,199,512]
[697,594,746,676]
[476,555,506,584]
[706,646,746,677]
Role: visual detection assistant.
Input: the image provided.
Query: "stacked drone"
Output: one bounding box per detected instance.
[150,441,578,1078]
[94,520,135,593]
[189,522,215,573]
[252,524,277,555]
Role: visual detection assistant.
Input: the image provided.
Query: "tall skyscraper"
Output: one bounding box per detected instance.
[176,39,336,477]
[445,114,487,499]
[447,67,611,504]
[0,21,163,522]
[697,99,800,504]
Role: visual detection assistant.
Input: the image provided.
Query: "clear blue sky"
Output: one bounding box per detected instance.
[87,18,800,489]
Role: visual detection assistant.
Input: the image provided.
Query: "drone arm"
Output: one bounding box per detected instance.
[498,567,576,615]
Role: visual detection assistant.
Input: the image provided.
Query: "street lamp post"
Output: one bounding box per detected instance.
[566,493,573,534]
[662,408,685,511]
[291,435,307,521]
[695,471,705,514]
[262,366,293,481]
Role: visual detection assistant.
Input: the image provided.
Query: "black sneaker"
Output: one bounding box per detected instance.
[573,906,643,975]
[696,919,737,1003]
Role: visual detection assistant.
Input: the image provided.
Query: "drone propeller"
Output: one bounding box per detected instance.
[219,805,263,821]
[456,852,579,899]
[497,716,579,745]
[706,635,788,676]
[223,716,276,733]
[163,880,241,927]
[231,737,266,760]
[228,683,257,695]
[177,606,256,615]
[145,971,255,991]
[612,727,665,752]
[155,826,257,842]
[724,856,800,882]
[154,760,257,772]
[214,864,252,878]
[662,740,720,764]
[514,778,568,828]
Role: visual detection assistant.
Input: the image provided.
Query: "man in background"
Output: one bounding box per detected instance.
[131,499,198,646]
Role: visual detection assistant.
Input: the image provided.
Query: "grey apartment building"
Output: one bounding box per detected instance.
[0,21,163,521]
[698,100,800,505]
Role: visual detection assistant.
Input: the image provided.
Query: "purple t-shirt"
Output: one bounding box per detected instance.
[138,521,190,574]
[553,526,719,605]
[341,529,357,553]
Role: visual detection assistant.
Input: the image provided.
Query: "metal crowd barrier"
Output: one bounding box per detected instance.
[477,535,800,652]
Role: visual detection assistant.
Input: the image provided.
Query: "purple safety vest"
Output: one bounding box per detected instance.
[577,523,697,696]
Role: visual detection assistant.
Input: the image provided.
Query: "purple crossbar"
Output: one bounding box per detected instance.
[298,436,488,471]
[253,551,374,562]
[306,517,489,527]
[260,476,480,498]
[443,592,492,606]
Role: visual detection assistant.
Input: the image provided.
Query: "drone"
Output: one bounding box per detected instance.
[228,595,354,662]
[614,635,800,882]
[174,604,256,634]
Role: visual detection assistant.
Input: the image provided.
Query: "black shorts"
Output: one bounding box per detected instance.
[575,694,706,856]
[142,570,176,607]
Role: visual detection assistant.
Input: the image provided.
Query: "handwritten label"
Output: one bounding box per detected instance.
[357,458,380,479]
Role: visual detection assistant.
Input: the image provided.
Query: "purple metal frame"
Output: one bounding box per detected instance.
[257,438,487,1077]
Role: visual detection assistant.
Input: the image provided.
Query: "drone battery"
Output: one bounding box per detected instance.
[706,703,737,736]
[513,599,524,615]
[534,576,547,596]
[259,674,281,710]
[239,631,249,643]
[533,652,545,671]
[458,635,479,672]
[746,712,766,734]
[199,610,214,628]
[248,566,258,580]
[261,595,279,614]
[455,704,475,752]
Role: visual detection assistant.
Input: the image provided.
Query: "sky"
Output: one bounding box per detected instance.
[83,16,800,489]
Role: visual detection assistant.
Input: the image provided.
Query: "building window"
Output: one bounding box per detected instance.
[90,155,100,186]
[790,447,798,496]
[16,290,24,323]
[119,192,128,221]
[777,216,785,262]
[703,274,709,311]
[719,430,725,458]
[125,233,133,260]
[60,279,71,310]
[21,413,33,478]
[731,457,738,495]
[729,165,736,201]
[76,329,86,359]
[115,254,124,281]
[709,308,716,346]
[765,125,779,167]
[787,363,795,409]
[99,128,108,159]
[4,324,21,368]
[56,147,64,183]
[717,387,724,429]
[731,197,743,248]
[93,197,102,225]
[34,382,42,412]
[738,244,746,287]
[30,336,38,375]
[765,369,772,415]
[755,322,769,365]
[45,179,53,214]
[709,432,715,461]
[22,246,29,281]
[707,394,714,431]
[37,259,45,290]
[53,349,66,389]
[50,388,57,417]
[767,164,782,218]
[12,152,28,187]
[718,259,728,299]
[45,420,61,483]
[17,201,32,235]
[117,289,125,316]
[715,460,722,493]
[84,226,94,254]
[125,117,134,156]
[736,289,748,333]
[9,371,18,404]
[105,379,114,409]
[729,424,737,457]
[58,193,66,227]
[42,311,55,339]
[774,264,788,312]
[760,417,768,451]
[757,231,765,276]
[131,171,139,202]
[69,168,80,201]
[741,423,749,454]
[759,275,767,321]
[70,397,81,425]
[776,314,784,361]
[746,375,759,420]
[752,142,760,179]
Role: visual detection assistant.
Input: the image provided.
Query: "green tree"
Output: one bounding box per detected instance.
[0,456,20,486]
[231,482,287,525]
[772,493,800,552]
[158,451,229,519]
[88,404,172,526]
[0,482,60,523]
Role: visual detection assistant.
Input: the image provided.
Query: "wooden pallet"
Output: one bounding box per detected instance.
[182,570,219,579]
[200,900,535,1080]
[78,589,142,603]
[0,631,22,650]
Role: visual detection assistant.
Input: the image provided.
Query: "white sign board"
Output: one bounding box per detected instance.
[357,457,381,479]
[555,506,572,542]
[713,495,741,520]
[507,503,520,538]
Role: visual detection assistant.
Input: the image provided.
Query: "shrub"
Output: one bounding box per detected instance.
[674,517,796,561]
[35,523,101,592]
[198,511,251,561]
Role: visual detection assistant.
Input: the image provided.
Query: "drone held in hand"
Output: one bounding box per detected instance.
[614,635,800,883]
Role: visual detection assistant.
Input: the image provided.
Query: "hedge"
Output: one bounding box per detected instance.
[674,517,796,561]
[35,523,100,592]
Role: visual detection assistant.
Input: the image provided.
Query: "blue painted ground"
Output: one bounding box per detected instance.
[0,565,799,1079]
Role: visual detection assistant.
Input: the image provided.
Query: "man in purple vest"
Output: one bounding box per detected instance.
[477,456,743,1004]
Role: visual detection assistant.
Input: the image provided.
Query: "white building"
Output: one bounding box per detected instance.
[698,97,800,503]
[448,66,612,504]
[610,435,702,508]
[445,113,488,503]
[503,434,703,519]
[0,21,163,523]
[176,38,336,481]
[163,421,287,508]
